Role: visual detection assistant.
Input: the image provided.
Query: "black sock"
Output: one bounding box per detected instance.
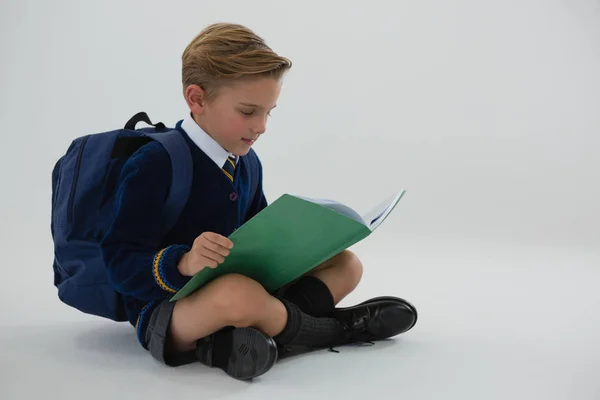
[281,276,335,317]
[273,297,343,348]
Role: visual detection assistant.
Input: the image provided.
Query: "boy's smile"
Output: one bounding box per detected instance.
[185,76,283,156]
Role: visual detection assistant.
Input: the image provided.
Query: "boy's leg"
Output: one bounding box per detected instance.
[280,250,363,317]
[279,250,418,338]
[145,273,366,380]
[168,273,287,352]
[309,250,364,305]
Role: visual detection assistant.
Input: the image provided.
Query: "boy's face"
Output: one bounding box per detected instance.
[187,77,282,156]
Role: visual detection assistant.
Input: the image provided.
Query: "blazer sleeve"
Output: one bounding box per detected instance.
[100,141,191,301]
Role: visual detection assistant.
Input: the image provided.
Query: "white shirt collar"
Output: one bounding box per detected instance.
[181,113,237,168]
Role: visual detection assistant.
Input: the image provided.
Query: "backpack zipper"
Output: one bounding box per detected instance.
[68,135,89,224]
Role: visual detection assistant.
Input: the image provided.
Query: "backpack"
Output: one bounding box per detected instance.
[50,112,193,321]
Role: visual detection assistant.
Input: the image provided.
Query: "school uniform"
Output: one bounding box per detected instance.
[100,114,267,365]
[101,114,419,375]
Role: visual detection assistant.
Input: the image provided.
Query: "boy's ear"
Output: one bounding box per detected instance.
[185,84,206,114]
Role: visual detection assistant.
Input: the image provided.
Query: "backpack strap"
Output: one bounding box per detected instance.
[151,131,193,233]
[125,112,166,130]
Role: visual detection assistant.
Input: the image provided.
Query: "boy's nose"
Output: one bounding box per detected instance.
[253,119,267,135]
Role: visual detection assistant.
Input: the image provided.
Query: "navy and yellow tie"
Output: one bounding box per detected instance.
[222,155,236,182]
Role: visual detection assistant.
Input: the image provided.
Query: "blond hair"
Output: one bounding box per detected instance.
[182,23,292,101]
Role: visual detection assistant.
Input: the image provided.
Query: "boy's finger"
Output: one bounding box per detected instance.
[198,248,225,264]
[204,259,219,269]
[200,238,231,257]
[203,232,234,249]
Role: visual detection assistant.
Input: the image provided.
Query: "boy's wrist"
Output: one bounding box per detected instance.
[177,252,192,277]
[153,245,191,293]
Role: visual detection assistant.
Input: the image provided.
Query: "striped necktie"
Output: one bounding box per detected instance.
[222,155,236,182]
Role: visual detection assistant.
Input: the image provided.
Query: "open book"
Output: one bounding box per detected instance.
[170,189,406,301]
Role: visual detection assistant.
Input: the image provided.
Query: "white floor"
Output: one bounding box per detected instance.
[3,236,599,400]
[2,0,599,398]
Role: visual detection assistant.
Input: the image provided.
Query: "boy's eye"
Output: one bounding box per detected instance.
[240,110,272,117]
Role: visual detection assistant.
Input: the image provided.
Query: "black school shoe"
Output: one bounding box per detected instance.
[332,296,418,345]
[195,327,278,380]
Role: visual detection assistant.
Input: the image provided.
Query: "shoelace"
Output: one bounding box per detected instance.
[328,341,375,353]
[328,310,375,353]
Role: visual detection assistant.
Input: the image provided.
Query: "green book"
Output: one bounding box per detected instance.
[169,189,406,301]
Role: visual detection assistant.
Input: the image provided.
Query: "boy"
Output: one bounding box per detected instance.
[100,22,417,380]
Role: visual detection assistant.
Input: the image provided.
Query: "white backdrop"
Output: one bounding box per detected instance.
[1,0,599,399]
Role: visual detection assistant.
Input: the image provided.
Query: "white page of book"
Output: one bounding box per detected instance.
[361,189,406,231]
[295,196,366,225]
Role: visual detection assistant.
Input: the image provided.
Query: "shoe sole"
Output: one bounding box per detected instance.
[225,327,278,380]
[336,296,419,333]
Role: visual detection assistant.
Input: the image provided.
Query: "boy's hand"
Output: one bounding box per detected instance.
[177,232,234,277]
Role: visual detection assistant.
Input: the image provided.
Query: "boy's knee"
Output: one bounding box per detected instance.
[208,273,268,326]
[340,250,363,287]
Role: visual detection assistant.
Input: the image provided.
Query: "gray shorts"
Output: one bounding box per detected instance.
[144,298,197,367]
[144,283,289,367]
